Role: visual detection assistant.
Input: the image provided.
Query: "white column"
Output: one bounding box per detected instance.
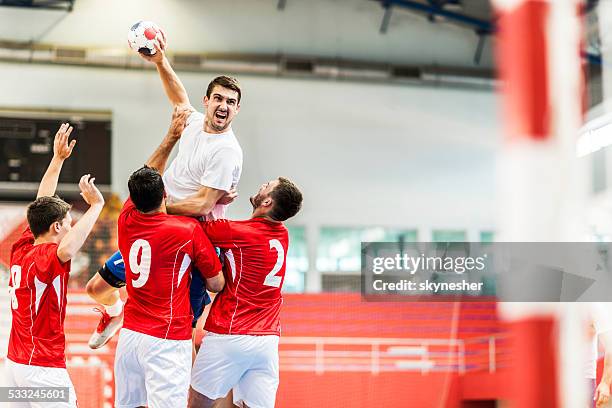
[305,223,321,293]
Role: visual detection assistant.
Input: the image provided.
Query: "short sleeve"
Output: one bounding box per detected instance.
[201,220,235,249]
[192,226,222,279]
[200,148,241,192]
[186,111,204,127]
[11,226,34,253]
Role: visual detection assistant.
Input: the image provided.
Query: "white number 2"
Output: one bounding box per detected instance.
[263,239,284,288]
[9,265,21,309]
[129,239,152,288]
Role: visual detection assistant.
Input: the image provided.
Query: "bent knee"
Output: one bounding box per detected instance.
[85,275,98,297]
[86,273,113,299]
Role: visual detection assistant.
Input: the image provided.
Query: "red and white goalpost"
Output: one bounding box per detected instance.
[492,0,590,406]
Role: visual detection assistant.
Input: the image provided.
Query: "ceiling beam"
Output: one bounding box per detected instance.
[380,0,493,34]
[376,0,603,65]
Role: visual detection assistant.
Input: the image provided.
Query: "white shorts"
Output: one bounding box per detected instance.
[114,328,191,408]
[191,333,279,408]
[4,359,77,408]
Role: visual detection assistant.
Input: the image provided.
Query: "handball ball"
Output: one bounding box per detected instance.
[127,20,161,56]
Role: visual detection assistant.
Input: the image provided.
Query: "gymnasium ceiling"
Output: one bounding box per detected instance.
[0,0,497,70]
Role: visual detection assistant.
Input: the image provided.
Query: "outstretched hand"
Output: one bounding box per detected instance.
[138,28,167,64]
[218,188,238,205]
[167,106,193,141]
[79,174,105,207]
[53,123,76,160]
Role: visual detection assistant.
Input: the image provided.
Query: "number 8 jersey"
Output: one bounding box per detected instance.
[201,218,289,336]
[7,228,71,368]
[118,198,221,340]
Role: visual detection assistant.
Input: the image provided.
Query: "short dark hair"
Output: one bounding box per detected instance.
[269,177,303,222]
[206,76,242,103]
[128,166,165,213]
[27,196,71,237]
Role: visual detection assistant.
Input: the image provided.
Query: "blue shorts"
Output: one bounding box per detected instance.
[98,250,211,327]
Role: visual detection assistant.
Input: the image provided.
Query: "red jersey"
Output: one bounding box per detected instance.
[7,228,70,368]
[118,198,221,340]
[202,218,288,336]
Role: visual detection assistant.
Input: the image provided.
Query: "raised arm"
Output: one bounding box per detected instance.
[145,106,190,173]
[56,175,105,263]
[37,123,76,198]
[138,30,193,110]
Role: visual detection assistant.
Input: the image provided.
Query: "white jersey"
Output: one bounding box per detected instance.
[163,111,243,220]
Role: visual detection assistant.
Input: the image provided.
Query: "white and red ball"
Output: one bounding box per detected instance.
[127,20,161,56]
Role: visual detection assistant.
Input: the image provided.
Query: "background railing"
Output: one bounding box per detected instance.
[278,334,509,375]
[0,290,507,408]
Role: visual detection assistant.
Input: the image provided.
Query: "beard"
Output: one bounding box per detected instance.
[211,120,228,132]
[250,193,264,210]
[209,109,230,132]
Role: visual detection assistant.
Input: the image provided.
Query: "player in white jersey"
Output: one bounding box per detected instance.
[85,30,243,349]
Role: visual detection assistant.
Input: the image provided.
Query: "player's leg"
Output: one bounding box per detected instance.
[189,387,240,408]
[190,247,224,333]
[114,328,147,408]
[86,272,120,306]
[87,250,125,349]
[233,335,280,408]
[189,330,236,408]
[142,336,192,408]
[192,328,198,363]
[190,334,250,408]
[190,266,212,332]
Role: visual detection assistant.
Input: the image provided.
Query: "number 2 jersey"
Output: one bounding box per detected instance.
[202,218,289,336]
[7,228,70,368]
[118,198,221,340]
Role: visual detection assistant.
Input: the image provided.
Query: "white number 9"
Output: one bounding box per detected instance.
[129,239,152,288]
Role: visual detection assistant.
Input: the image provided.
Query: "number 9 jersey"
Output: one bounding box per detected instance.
[200,218,289,336]
[118,198,221,340]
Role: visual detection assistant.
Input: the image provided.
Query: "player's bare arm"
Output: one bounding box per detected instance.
[139,30,194,111]
[193,228,225,293]
[37,123,76,198]
[146,106,190,173]
[205,272,225,293]
[57,175,105,263]
[166,185,228,217]
[596,332,612,407]
[33,122,105,263]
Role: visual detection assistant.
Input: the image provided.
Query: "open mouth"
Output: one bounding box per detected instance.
[215,110,228,120]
